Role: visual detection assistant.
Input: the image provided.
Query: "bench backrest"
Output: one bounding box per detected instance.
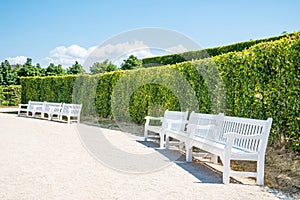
[27,101,45,111]
[163,110,189,132]
[219,116,273,153]
[43,102,62,112]
[61,103,82,116]
[187,112,224,140]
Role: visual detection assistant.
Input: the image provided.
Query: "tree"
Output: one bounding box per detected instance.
[0,60,18,85]
[36,63,46,76]
[67,61,86,75]
[45,63,66,76]
[18,58,42,77]
[90,59,117,74]
[120,55,142,70]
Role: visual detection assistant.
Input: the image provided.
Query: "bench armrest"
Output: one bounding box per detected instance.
[144,116,163,126]
[165,119,188,130]
[187,124,216,137]
[145,116,163,121]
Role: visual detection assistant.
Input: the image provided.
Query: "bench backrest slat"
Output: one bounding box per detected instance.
[163,110,189,132]
[61,103,82,116]
[27,101,45,111]
[187,112,224,140]
[43,102,62,112]
[221,116,272,153]
[186,113,272,153]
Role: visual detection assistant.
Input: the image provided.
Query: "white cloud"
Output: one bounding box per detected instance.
[44,42,190,70]
[45,44,97,68]
[43,42,155,70]
[6,56,27,65]
[5,41,173,70]
[165,44,188,54]
[88,41,154,65]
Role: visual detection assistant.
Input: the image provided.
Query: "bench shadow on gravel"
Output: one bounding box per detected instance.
[137,140,225,184]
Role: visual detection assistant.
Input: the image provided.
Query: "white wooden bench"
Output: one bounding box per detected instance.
[50,103,82,124]
[165,111,273,185]
[144,110,188,148]
[42,102,63,120]
[18,101,46,117]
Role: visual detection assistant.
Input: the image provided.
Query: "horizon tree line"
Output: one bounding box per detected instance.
[0,55,143,86]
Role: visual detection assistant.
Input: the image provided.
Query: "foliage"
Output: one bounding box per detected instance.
[214,34,300,150]
[90,59,117,74]
[0,85,21,106]
[67,61,86,75]
[120,55,142,70]
[20,75,77,104]
[0,60,19,85]
[18,58,43,77]
[142,31,297,67]
[20,32,300,151]
[45,63,66,76]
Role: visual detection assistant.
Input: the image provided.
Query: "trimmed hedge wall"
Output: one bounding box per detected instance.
[21,32,300,150]
[214,35,300,150]
[142,32,297,67]
[0,85,21,106]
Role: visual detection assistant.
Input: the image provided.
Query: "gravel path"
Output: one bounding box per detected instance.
[0,113,280,200]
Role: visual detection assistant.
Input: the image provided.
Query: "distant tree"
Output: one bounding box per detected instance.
[25,58,32,66]
[120,55,142,70]
[281,31,288,35]
[90,59,117,74]
[0,60,19,85]
[45,63,66,76]
[18,58,42,77]
[36,63,46,76]
[67,61,86,75]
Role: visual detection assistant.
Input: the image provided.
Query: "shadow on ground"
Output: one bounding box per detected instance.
[137,140,224,184]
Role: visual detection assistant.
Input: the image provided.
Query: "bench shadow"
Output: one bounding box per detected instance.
[137,140,225,184]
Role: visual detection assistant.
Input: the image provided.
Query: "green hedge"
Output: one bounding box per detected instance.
[21,75,77,103]
[142,32,297,67]
[0,85,21,106]
[20,32,300,151]
[214,35,300,150]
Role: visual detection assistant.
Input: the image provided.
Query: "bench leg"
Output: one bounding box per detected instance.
[210,154,218,164]
[221,152,231,184]
[257,158,265,185]
[186,144,193,162]
[223,157,230,184]
[165,136,170,149]
[144,128,148,141]
[159,132,165,148]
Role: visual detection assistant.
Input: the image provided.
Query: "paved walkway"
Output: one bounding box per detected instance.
[0,107,18,113]
[0,113,280,200]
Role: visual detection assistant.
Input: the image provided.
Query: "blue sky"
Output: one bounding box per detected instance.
[0,0,299,68]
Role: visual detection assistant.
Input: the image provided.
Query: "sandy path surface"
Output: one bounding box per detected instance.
[0,114,280,200]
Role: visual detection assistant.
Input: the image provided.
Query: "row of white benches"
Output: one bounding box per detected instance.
[144,110,273,185]
[18,100,82,124]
